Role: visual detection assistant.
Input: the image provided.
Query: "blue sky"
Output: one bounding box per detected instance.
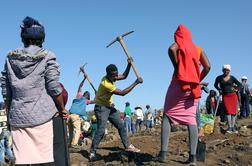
[0,1,251,112]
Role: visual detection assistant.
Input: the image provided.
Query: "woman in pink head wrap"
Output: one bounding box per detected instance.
[154,24,210,164]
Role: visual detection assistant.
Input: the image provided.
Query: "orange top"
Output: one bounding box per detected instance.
[173,24,201,98]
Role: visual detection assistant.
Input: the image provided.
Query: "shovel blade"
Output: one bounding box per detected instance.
[196,139,206,162]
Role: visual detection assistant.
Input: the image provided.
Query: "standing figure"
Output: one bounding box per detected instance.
[124,102,132,134]
[145,105,154,129]
[134,106,144,132]
[154,24,210,164]
[89,59,143,161]
[0,16,68,165]
[214,64,241,133]
[206,90,218,115]
[0,103,14,165]
[239,76,250,118]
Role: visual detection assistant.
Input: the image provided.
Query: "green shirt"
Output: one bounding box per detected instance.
[124,106,132,117]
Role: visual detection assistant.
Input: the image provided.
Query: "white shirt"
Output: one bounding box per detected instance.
[135,108,144,121]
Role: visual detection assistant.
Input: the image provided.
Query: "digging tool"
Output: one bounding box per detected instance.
[79,63,97,94]
[106,31,141,79]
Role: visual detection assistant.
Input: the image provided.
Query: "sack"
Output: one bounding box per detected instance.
[69,97,86,116]
[200,114,214,134]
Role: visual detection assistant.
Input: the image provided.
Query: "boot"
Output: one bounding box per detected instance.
[186,154,197,166]
[153,151,167,163]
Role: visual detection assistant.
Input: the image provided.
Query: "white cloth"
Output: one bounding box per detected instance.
[11,120,54,164]
[135,108,144,121]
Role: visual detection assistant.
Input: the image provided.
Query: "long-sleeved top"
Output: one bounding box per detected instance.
[214,75,241,95]
[0,45,62,128]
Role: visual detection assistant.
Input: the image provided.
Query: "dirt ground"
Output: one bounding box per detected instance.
[69,118,252,166]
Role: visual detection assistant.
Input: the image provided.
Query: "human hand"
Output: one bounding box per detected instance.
[136,77,143,84]
[83,72,88,79]
[59,109,70,120]
[200,82,209,86]
[127,57,134,64]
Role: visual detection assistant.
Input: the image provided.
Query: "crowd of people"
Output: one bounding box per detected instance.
[0,16,251,166]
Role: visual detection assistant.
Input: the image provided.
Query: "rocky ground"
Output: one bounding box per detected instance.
[69,118,252,166]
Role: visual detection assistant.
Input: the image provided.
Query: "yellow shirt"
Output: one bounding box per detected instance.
[95,76,116,107]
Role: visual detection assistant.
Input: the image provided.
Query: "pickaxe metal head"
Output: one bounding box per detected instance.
[106,31,134,48]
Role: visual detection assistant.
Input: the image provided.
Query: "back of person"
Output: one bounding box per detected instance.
[5,47,58,128]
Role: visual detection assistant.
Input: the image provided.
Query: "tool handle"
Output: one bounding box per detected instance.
[80,69,97,93]
[118,39,141,79]
[86,76,97,94]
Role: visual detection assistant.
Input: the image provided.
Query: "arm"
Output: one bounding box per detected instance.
[232,76,241,89]
[52,93,68,119]
[214,76,222,93]
[87,99,95,105]
[116,58,132,80]
[199,51,211,81]
[113,77,143,96]
[45,53,68,118]
[77,77,86,94]
[168,43,178,75]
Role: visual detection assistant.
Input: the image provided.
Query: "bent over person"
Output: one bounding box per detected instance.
[154,24,210,165]
[89,59,143,161]
[0,16,68,165]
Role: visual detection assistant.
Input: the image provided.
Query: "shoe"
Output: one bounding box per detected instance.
[185,154,197,166]
[153,151,167,163]
[232,127,238,134]
[226,127,233,134]
[125,144,141,152]
[89,152,96,162]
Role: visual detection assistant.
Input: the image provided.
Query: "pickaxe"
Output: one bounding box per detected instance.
[79,63,97,94]
[106,31,141,79]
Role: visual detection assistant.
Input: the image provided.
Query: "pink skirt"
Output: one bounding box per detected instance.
[11,120,54,164]
[164,80,199,125]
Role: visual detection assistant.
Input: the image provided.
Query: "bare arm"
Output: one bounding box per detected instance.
[52,93,68,119]
[168,43,178,75]
[89,100,95,104]
[116,58,132,80]
[77,77,86,93]
[113,77,143,96]
[199,51,211,81]
[214,76,222,94]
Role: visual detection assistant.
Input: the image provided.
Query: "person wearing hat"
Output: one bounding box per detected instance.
[240,76,250,118]
[134,105,144,132]
[89,61,143,161]
[0,16,68,165]
[214,64,241,133]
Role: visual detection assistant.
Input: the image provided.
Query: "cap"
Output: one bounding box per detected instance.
[241,76,248,80]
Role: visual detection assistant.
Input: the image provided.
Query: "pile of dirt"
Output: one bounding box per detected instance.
[70,118,252,166]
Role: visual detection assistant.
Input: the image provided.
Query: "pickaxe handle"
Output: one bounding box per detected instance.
[118,38,141,79]
[86,76,97,94]
[79,68,97,94]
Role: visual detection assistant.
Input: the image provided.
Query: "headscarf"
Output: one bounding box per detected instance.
[20,16,45,40]
[222,64,231,71]
[174,24,201,98]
